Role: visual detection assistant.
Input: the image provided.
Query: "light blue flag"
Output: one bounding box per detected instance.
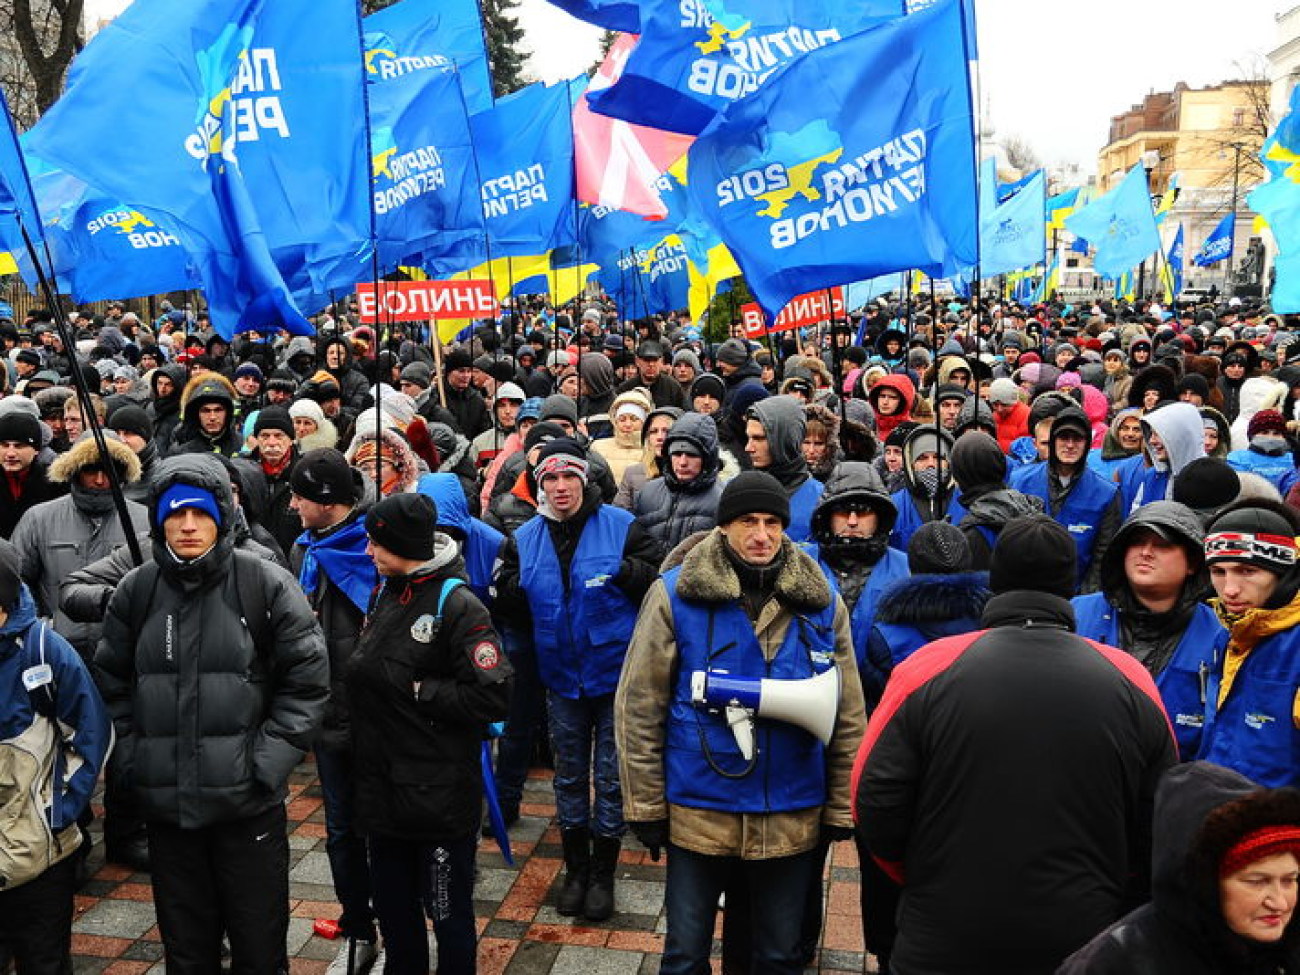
[544,0,642,32]
[364,0,494,116]
[369,65,484,274]
[684,0,977,323]
[1166,224,1184,297]
[1030,254,1058,304]
[1191,212,1235,267]
[1064,163,1160,279]
[1249,86,1300,311]
[0,88,43,256]
[845,272,905,310]
[468,80,582,261]
[29,160,201,303]
[587,0,906,135]
[27,0,371,338]
[997,170,1035,204]
[981,169,1045,276]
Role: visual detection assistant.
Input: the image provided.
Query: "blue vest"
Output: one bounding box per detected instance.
[1007,459,1043,492]
[1226,449,1296,492]
[462,519,505,606]
[787,477,825,544]
[888,489,967,552]
[515,506,638,699]
[1198,624,1300,789]
[808,544,909,670]
[1016,464,1118,583]
[1072,593,1227,762]
[1087,450,1136,482]
[662,566,837,813]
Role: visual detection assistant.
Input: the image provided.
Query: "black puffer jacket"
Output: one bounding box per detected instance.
[345,537,512,841]
[320,336,370,412]
[633,412,722,552]
[1059,761,1300,974]
[94,454,329,829]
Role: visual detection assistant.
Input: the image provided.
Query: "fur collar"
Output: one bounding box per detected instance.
[676,528,830,611]
[876,571,990,625]
[49,433,141,484]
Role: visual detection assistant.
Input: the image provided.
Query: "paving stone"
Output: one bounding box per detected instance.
[609,879,665,917]
[286,917,316,955]
[289,850,334,885]
[551,945,644,975]
[476,865,519,901]
[120,942,165,963]
[484,919,531,939]
[73,900,157,940]
[504,940,562,975]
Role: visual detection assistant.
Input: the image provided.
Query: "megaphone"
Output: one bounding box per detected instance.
[690,668,841,761]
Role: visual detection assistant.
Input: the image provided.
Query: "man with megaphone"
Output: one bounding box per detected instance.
[615,470,865,975]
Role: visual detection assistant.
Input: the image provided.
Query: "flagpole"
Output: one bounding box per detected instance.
[19,220,143,566]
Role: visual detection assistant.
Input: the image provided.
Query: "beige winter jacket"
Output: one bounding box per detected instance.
[614,529,865,860]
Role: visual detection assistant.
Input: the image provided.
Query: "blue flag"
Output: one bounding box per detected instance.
[997,170,1035,204]
[684,0,976,323]
[1249,86,1300,312]
[544,0,642,32]
[1191,212,1235,267]
[1165,224,1184,297]
[0,88,43,257]
[30,161,201,303]
[369,65,484,274]
[1064,163,1160,279]
[364,0,494,116]
[587,0,906,135]
[27,0,371,338]
[469,80,581,260]
[981,169,1046,276]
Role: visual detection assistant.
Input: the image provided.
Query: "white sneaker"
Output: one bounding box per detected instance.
[325,938,380,975]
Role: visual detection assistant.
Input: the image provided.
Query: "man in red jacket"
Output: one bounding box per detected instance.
[987,377,1029,452]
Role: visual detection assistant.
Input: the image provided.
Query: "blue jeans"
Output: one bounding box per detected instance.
[661,843,820,975]
[368,833,477,975]
[315,745,376,942]
[546,691,624,837]
[493,627,547,807]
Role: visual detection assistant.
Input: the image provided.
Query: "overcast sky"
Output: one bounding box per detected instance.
[86,0,1284,174]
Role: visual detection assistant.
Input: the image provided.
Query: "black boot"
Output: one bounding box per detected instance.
[583,834,621,922]
[557,827,590,916]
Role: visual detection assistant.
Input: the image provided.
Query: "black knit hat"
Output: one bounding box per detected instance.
[717,470,790,527]
[0,537,22,612]
[444,348,473,372]
[253,405,294,438]
[107,404,154,442]
[0,410,41,449]
[290,448,361,505]
[908,521,971,574]
[524,421,567,453]
[989,515,1078,598]
[1172,457,1240,514]
[366,493,437,561]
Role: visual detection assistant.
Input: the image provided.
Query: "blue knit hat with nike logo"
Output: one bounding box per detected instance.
[155,483,222,528]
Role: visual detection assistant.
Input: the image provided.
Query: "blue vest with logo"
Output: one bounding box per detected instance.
[1123,462,1168,515]
[516,506,638,699]
[1007,459,1043,492]
[1226,448,1296,492]
[662,565,838,813]
[1017,464,1118,583]
[1072,592,1227,761]
[1198,625,1300,789]
[787,477,825,545]
[888,489,967,552]
[461,519,505,607]
[807,543,909,670]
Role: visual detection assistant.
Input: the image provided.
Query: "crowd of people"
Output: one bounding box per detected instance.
[0,290,1297,975]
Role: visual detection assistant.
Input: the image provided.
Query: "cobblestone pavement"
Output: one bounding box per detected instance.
[68,761,874,974]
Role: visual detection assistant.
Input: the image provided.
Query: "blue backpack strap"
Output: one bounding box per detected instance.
[435,577,465,619]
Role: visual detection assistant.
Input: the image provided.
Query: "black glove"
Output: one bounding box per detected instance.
[823,825,855,843]
[631,819,669,861]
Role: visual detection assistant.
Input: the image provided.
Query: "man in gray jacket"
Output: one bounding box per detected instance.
[96,456,329,973]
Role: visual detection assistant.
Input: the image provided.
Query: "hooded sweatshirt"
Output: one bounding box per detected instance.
[951,432,1043,570]
[748,396,813,491]
[866,374,916,441]
[1131,402,1207,510]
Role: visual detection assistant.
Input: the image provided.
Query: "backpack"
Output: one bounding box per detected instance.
[127,547,271,653]
[0,620,83,890]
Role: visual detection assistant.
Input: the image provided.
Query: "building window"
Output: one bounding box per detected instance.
[1233,108,1246,128]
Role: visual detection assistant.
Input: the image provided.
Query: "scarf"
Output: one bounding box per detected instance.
[296,517,377,612]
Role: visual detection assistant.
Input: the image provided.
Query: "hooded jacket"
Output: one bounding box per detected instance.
[1128,402,1208,512]
[592,388,654,486]
[11,434,149,655]
[94,454,329,828]
[1071,501,1228,761]
[170,372,245,457]
[1060,761,1300,974]
[320,336,370,411]
[147,363,187,453]
[951,432,1043,570]
[1229,377,1288,453]
[748,396,825,541]
[634,411,723,552]
[866,374,916,441]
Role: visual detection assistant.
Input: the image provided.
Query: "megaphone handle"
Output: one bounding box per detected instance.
[726,705,755,761]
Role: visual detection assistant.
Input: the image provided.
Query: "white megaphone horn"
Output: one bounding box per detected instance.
[690,667,841,761]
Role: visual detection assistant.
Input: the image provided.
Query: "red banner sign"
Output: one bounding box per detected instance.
[356,280,498,323]
[741,287,845,338]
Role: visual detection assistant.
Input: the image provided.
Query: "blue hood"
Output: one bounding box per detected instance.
[417,473,472,536]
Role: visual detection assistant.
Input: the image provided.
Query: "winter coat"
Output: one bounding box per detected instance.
[246,446,303,557]
[169,372,245,457]
[633,411,724,552]
[1129,402,1207,512]
[320,337,370,411]
[592,389,655,486]
[416,472,504,607]
[616,529,865,859]
[0,457,66,539]
[1229,377,1287,452]
[1059,761,1300,974]
[147,364,187,453]
[11,435,149,656]
[866,374,916,442]
[94,454,329,828]
[854,589,1177,974]
[345,540,512,842]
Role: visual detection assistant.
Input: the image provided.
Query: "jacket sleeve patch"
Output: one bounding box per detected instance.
[473,641,501,671]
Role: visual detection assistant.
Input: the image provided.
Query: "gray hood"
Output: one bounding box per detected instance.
[748,395,809,485]
[1142,401,1206,475]
[811,461,897,539]
[662,411,721,490]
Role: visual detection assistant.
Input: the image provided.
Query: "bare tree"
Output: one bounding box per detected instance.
[1193,63,1272,210]
[1002,134,1042,175]
[0,0,83,127]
